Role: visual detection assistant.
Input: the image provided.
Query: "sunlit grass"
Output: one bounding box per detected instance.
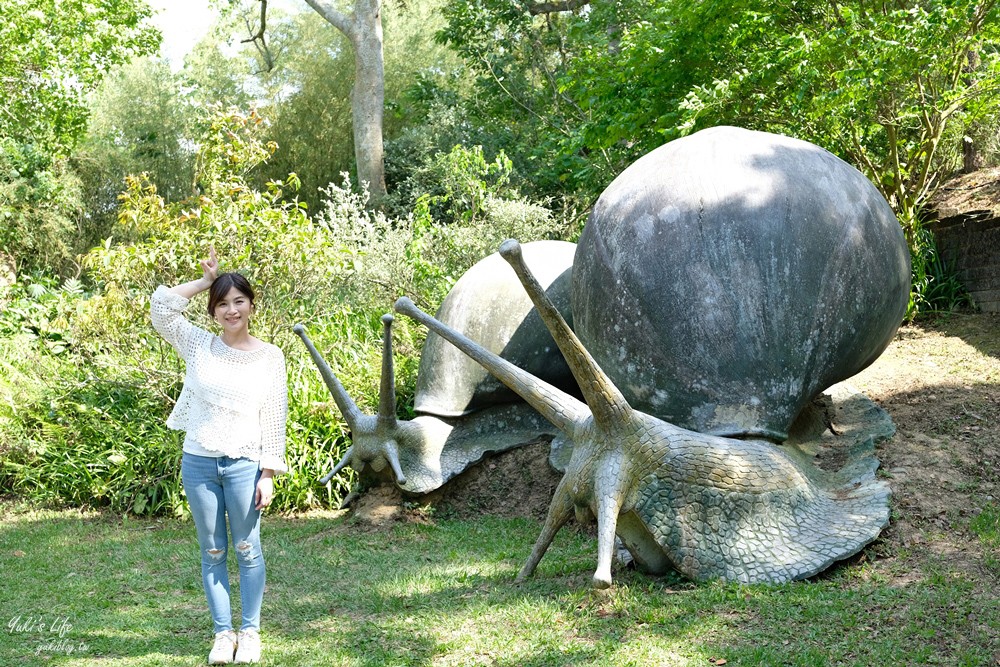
[971,502,1000,575]
[1,503,997,666]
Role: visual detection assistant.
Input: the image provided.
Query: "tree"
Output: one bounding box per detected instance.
[588,0,1000,318]
[0,142,84,276]
[612,0,1000,230]
[74,58,199,251]
[440,0,1000,316]
[220,0,456,211]
[296,0,388,204]
[441,0,1000,218]
[0,0,159,277]
[0,0,159,158]
[248,9,365,211]
[437,0,631,196]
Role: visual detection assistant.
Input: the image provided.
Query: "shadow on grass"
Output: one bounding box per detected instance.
[1,495,998,666]
[918,311,1000,360]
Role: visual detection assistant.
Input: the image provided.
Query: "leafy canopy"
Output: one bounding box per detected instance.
[0,0,160,158]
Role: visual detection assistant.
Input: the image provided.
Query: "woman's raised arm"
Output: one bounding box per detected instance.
[169,247,219,299]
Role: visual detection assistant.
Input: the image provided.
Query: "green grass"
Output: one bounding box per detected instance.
[971,503,1000,576]
[1,503,997,666]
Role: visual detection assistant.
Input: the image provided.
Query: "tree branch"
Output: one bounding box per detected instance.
[242,0,268,44]
[242,1,275,72]
[481,56,571,138]
[303,0,356,39]
[827,0,847,28]
[527,0,589,16]
[848,125,880,190]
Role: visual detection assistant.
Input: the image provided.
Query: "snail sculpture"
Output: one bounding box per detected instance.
[294,240,578,493]
[299,127,907,585]
[394,239,892,587]
[571,126,910,440]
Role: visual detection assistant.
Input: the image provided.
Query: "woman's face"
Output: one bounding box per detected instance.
[213,286,253,335]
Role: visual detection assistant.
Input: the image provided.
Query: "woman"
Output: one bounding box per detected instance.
[150,248,288,665]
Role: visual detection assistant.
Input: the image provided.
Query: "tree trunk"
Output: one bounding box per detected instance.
[963,136,982,174]
[351,0,387,205]
[300,0,387,207]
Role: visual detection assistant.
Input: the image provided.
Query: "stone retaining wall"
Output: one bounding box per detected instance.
[929,210,1000,312]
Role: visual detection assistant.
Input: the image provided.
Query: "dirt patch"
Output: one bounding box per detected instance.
[848,313,1000,581]
[932,166,1000,217]
[420,439,564,521]
[347,313,1000,582]
[349,440,562,525]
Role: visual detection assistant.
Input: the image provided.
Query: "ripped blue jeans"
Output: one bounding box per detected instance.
[181,453,265,633]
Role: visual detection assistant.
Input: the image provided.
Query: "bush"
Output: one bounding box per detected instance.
[1,108,368,514]
[1,109,573,516]
[906,220,975,320]
[0,141,85,277]
[2,369,184,515]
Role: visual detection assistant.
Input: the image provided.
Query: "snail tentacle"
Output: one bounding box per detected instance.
[293,324,364,429]
[377,314,398,428]
[393,297,589,436]
[499,239,632,433]
[320,445,355,485]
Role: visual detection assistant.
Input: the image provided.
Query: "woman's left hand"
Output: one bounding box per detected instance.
[255,475,274,510]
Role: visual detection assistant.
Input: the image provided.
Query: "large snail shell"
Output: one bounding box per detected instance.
[415,240,578,417]
[572,126,910,440]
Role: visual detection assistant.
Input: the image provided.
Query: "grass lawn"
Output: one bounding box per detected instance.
[0,502,996,667]
[1,314,998,666]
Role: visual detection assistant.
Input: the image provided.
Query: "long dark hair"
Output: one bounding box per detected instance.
[207,272,256,316]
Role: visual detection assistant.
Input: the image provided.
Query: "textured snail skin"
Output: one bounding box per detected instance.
[394,236,891,587]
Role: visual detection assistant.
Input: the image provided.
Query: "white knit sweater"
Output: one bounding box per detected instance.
[150,286,288,473]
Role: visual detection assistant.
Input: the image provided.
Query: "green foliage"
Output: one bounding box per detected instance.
[324,139,570,305]
[437,0,636,196]
[406,191,563,306]
[1,99,570,516]
[410,145,515,223]
[0,275,86,354]
[604,0,1000,317]
[2,372,185,516]
[190,0,462,214]
[0,280,186,518]
[73,58,198,253]
[0,279,92,498]
[906,221,975,320]
[335,142,570,308]
[0,141,85,276]
[439,0,999,317]
[248,8,357,213]
[667,0,1000,218]
[2,107,371,514]
[73,107,364,512]
[0,1,159,279]
[0,0,160,158]
[970,503,999,575]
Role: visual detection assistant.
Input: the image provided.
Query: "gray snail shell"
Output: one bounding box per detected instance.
[415,239,578,416]
[571,126,910,441]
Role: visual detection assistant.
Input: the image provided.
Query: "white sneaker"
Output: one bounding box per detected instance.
[208,630,237,664]
[234,628,261,664]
